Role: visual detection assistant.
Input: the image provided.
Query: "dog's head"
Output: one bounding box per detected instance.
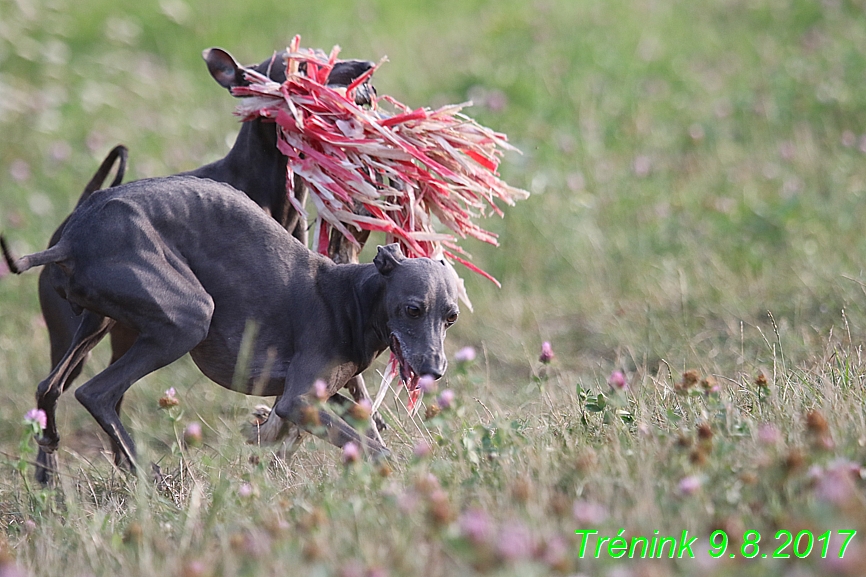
[202,47,375,105]
[374,244,460,387]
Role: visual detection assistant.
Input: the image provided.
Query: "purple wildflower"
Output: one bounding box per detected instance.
[24,408,47,430]
[539,536,569,570]
[572,500,608,525]
[184,422,203,446]
[158,387,179,408]
[314,379,329,401]
[342,441,360,465]
[539,341,555,364]
[348,398,372,421]
[607,370,627,390]
[458,508,493,546]
[9,159,30,183]
[813,459,862,506]
[677,475,702,496]
[496,522,534,562]
[337,561,365,577]
[454,346,477,363]
[417,375,437,394]
[413,440,432,458]
[633,155,652,177]
[396,491,420,514]
[757,424,781,446]
[437,389,455,410]
[182,560,207,577]
[0,557,25,577]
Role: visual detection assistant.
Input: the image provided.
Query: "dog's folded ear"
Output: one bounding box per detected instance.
[374,244,405,276]
[203,47,248,90]
[327,60,376,106]
[326,60,374,87]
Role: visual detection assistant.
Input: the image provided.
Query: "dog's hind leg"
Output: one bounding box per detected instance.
[39,270,88,385]
[34,310,115,484]
[37,310,139,476]
[106,324,138,468]
[67,256,213,473]
[34,146,129,399]
[74,326,208,473]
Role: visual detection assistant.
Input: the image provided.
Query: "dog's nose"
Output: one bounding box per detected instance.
[419,361,446,381]
[416,352,447,381]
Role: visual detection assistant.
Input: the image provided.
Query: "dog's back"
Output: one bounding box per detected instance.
[52,176,324,327]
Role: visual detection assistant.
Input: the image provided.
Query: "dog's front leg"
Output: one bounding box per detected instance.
[242,400,307,463]
[327,391,386,448]
[345,375,387,443]
[273,361,389,459]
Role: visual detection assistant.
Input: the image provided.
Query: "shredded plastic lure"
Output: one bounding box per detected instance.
[234,35,528,410]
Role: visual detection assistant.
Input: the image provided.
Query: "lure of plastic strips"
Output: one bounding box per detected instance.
[232,35,529,414]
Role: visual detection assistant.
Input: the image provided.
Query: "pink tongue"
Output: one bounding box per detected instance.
[407,388,422,411]
[405,373,422,412]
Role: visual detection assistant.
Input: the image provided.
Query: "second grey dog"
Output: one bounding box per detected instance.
[31,49,377,481]
[4,176,459,472]
[39,48,375,390]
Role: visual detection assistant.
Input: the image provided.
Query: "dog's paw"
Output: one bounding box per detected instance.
[373,412,388,432]
[35,450,58,486]
[250,404,272,425]
[243,404,292,445]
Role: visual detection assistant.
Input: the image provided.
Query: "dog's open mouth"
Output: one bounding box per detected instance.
[371,334,424,416]
[389,334,420,392]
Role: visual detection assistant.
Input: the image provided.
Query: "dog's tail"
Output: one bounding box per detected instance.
[74,144,128,209]
[1,236,70,274]
[1,146,123,277]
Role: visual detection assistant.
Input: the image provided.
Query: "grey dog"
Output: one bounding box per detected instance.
[3,176,459,474]
[30,48,377,482]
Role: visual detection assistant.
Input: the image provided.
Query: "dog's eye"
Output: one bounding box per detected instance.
[406,305,422,318]
[446,312,458,327]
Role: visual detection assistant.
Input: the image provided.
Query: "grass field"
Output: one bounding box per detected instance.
[3,0,866,575]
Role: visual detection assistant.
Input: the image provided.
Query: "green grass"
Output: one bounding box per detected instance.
[3,0,866,575]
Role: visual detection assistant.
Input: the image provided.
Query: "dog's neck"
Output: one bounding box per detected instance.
[188,119,288,212]
[323,263,390,369]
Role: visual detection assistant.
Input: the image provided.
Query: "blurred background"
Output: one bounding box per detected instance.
[3,0,866,431]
